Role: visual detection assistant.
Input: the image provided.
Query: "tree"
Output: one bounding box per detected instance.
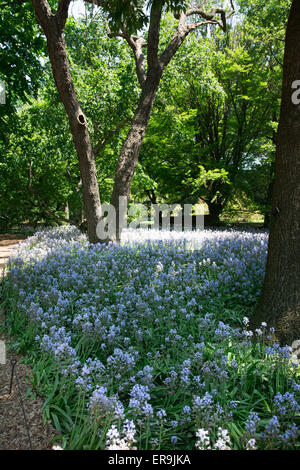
[249,0,300,345]
[89,0,235,240]
[64,14,139,202]
[0,0,46,229]
[0,11,141,231]
[0,0,45,157]
[31,0,102,243]
[0,95,76,229]
[139,20,281,223]
[0,0,45,111]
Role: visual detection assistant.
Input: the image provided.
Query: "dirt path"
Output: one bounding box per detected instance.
[0,234,26,272]
[0,235,58,450]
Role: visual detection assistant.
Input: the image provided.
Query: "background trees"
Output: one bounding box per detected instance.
[0,0,46,230]
[0,0,45,114]
[139,3,286,224]
[0,0,291,234]
[1,3,138,231]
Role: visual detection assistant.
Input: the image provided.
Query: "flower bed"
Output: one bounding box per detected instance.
[2,226,299,450]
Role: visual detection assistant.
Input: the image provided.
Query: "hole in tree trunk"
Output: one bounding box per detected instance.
[78,114,86,125]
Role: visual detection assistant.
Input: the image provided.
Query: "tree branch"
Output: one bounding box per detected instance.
[31,0,53,32]
[185,0,235,32]
[160,2,235,70]
[159,13,215,69]
[147,2,163,71]
[186,7,226,28]
[132,35,148,88]
[56,0,72,30]
[31,0,71,32]
[107,24,147,88]
[158,10,184,69]
[93,117,131,156]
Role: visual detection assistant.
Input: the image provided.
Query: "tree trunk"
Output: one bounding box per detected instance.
[206,201,223,226]
[105,3,234,242]
[32,1,102,243]
[110,68,162,241]
[250,0,300,345]
[64,202,70,220]
[263,178,273,228]
[263,212,270,229]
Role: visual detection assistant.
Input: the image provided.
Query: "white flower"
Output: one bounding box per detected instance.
[213,428,231,450]
[243,330,253,337]
[217,428,230,441]
[195,428,211,449]
[246,439,257,450]
[213,439,231,450]
[106,421,137,451]
[196,428,210,440]
[107,438,131,450]
[106,425,120,440]
[156,261,164,272]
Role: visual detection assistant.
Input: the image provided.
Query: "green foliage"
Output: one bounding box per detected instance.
[0,11,141,228]
[0,94,77,229]
[184,166,230,194]
[0,0,45,107]
[0,0,47,229]
[0,0,292,227]
[139,5,285,219]
[101,0,188,34]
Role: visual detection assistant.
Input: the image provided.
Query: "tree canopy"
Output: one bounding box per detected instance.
[0,0,291,230]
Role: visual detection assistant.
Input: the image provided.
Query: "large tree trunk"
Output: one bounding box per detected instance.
[206,201,223,226]
[32,1,102,243]
[250,0,300,345]
[110,68,162,241]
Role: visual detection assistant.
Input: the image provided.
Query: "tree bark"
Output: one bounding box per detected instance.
[206,201,223,226]
[250,0,300,345]
[31,0,102,243]
[110,67,162,240]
